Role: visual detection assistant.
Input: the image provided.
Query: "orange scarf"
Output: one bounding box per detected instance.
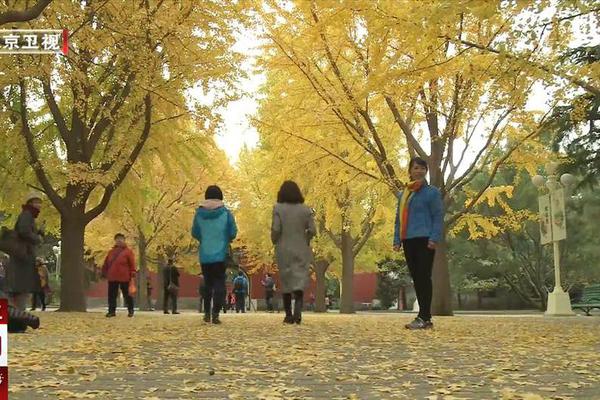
[398,180,424,240]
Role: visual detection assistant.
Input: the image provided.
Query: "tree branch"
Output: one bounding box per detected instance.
[85,94,152,223]
[18,79,65,213]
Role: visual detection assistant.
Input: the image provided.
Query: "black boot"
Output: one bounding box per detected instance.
[293,290,303,324]
[8,306,40,332]
[203,312,211,323]
[283,293,293,324]
[212,314,221,324]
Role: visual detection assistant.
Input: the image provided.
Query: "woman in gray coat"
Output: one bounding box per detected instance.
[271,181,316,324]
[7,192,44,311]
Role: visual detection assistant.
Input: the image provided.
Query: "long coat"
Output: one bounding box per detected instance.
[7,208,41,294]
[271,203,316,293]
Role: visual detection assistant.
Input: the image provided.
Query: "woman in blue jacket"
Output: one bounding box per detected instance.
[393,157,443,330]
[192,185,237,324]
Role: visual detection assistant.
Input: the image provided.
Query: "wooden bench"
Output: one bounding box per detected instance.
[572,285,600,316]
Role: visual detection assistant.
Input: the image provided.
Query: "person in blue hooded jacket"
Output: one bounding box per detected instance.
[191,185,237,324]
[393,157,443,330]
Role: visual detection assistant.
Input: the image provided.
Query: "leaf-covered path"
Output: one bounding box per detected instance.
[9,312,600,399]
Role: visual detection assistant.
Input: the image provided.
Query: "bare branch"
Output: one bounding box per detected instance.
[18,79,65,213]
[85,94,152,223]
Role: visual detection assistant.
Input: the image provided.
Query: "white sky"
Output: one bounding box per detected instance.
[211,31,264,164]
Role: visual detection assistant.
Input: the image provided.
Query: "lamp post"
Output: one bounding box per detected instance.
[52,241,61,278]
[532,162,576,316]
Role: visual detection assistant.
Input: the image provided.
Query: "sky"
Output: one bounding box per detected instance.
[210,30,264,164]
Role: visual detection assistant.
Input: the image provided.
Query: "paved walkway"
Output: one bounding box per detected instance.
[8,311,600,399]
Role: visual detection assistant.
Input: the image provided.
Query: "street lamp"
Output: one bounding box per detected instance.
[52,240,61,278]
[531,162,576,316]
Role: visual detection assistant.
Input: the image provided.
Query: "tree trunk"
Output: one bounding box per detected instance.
[431,234,453,316]
[137,228,150,311]
[340,229,355,314]
[58,214,87,311]
[313,260,329,312]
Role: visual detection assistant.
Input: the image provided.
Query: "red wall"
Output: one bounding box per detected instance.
[87,269,378,303]
[352,273,378,303]
[86,270,202,299]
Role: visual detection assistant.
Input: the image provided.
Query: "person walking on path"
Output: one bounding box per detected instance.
[163,258,180,314]
[393,157,443,330]
[271,181,316,324]
[102,233,136,318]
[146,276,154,310]
[7,192,44,311]
[0,254,9,296]
[31,257,50,311]
[261,273,276,312]
[232,271,248,313]
[191,185,238,324]
[224,291,234,313]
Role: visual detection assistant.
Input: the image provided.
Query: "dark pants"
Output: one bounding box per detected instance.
[163,289,178,313]
[265,290,274,311]
[108,281,134,314]
[283,290,303,320]
[402,237,435,321]
[31,291,46,310]
[201,262,226,317]
[235,293,245,313]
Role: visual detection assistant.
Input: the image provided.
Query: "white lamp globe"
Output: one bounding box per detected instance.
[532,175,546,188]
[560,173,576,187]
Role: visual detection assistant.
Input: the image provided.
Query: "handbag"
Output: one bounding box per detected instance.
[0,226,27,259]
[128,277,137,296]
[166,266,178,294]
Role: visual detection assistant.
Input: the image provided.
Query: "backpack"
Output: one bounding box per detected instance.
[234,277,244,291]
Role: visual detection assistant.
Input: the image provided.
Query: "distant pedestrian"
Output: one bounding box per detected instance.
[0,254,8,295]
[309,292,315,311]
[31,257,50,311]
[146,276,154,310]
[191,185,238,324]
[393,157,443,330]
[102,233,136,318]
[261,273,276,312]
[163,258,180,314]
[224,291,235,313]
[271,181,316,324]
[232,271,248,313]
[7,192,44,311]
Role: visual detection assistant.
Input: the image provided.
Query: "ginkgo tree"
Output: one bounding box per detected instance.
[0,1,244,311]
[254,0,585,315]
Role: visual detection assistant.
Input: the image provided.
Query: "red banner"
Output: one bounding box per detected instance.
[0,299,7,400]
